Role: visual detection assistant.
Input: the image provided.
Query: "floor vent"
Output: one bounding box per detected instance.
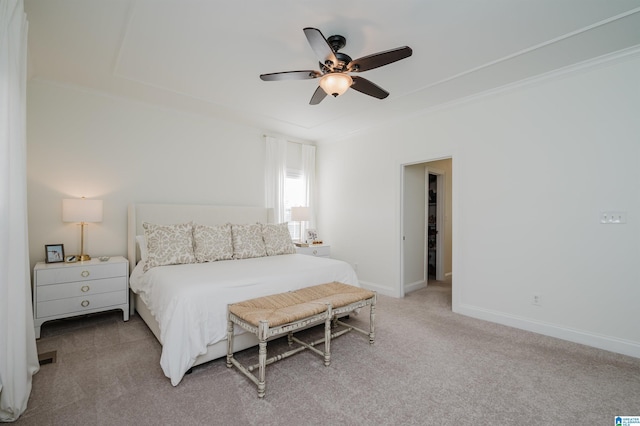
[38,351,57,365]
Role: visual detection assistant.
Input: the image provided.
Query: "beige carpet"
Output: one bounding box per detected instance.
[18,281,640,425]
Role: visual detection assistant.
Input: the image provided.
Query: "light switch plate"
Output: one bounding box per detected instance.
[600,211,627,224]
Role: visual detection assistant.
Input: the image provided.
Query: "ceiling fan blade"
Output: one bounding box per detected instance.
[303,27,338,70]
[348,46,412,73]
[309,86,327,105]
[260,70,321,81]
[350,76,389,99]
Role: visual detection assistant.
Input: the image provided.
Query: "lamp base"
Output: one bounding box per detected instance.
[77,254,91,261]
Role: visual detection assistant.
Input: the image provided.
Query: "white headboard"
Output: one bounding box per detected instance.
[127,203,275,269]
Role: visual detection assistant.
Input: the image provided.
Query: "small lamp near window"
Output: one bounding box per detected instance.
[290,206,310,243]
[62,197,103,261]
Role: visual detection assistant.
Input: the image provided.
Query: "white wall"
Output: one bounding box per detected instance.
[317,53,640,357]
[27,79,266,270]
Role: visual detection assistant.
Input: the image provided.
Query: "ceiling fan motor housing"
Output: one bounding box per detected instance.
[326,35,351,71]
[333,52,352,71]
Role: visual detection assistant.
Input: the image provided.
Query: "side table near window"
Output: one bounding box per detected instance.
[295,244,330,258]
[33,256,129,338]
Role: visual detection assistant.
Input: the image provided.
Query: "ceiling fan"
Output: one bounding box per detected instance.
[260,27,412,105]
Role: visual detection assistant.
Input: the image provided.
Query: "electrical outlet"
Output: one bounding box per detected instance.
[532,294,541,306]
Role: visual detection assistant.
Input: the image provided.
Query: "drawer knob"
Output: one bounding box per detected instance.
[313,250,318,255]
[81,270,90,278]
[81,285,90,293]
[81,300,90,307]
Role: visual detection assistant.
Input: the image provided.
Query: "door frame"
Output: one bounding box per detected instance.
[400,156,451,298]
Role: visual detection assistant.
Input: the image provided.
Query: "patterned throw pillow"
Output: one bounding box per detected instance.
[262,222,296,256]
[231,223,267,259]
[142,222,196,272]
[193,223,233,262]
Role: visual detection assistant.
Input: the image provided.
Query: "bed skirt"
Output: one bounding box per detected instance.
[133,292,260,367]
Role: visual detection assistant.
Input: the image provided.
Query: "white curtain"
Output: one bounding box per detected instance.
[0,0,40,421]
[264,136,287,223]
[301,144,316,239]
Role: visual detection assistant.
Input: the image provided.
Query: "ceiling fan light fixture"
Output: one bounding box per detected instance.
[319,73,353,97]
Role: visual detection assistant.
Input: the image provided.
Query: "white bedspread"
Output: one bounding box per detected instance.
[129,253,358,385]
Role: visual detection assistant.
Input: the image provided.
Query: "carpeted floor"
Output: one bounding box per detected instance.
[17,280,640,425]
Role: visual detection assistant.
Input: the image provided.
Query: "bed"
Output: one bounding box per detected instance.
[127,203,359,386]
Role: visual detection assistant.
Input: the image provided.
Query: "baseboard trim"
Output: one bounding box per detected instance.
[358,280,396,297]
[404,280,427,294]
[456,303,640,359]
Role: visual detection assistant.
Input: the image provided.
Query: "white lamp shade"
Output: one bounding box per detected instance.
[291,206,310,222]
[62,198,103,223]
[319,73,353,97]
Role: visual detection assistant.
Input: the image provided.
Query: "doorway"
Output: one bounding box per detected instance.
[401,158,452,297]
[427,171,444,281]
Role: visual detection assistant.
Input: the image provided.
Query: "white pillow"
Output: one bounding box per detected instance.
[231,223,267,259]
[193,223,233,262]
[142,222,196,272]
[262,222,296,256]
[136,235,148,263]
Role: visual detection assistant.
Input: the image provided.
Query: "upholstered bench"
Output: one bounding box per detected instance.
[226,282,376,398]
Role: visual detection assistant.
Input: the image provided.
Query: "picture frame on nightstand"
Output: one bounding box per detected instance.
[45,244,65,263]
[305,229,318,243]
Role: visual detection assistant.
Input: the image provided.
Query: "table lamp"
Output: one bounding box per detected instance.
[290,206,310,243]
[62,197,103,261]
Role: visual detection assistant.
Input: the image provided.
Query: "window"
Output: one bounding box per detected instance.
[265,136,315,240]
[284,168,305,240]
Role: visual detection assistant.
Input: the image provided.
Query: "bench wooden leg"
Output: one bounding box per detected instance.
[324,304,332,366]
[257,340,267,398]
[257,320,268,398]
[369,294,377,345]
[226,315,234,368]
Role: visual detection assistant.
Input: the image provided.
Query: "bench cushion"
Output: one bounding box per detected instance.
[229,292,328,327]
[293,282,375,308]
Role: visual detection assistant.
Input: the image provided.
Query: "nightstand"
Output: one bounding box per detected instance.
[33,256,129,338]
[295,244,330,258]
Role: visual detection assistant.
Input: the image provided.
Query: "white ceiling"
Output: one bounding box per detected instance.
[24,0,640,142]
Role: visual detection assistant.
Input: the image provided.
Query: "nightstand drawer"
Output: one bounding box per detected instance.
[36,290,127,318]
[295,245,330,257]
[35,262,127,286]
[36,277,127,302]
